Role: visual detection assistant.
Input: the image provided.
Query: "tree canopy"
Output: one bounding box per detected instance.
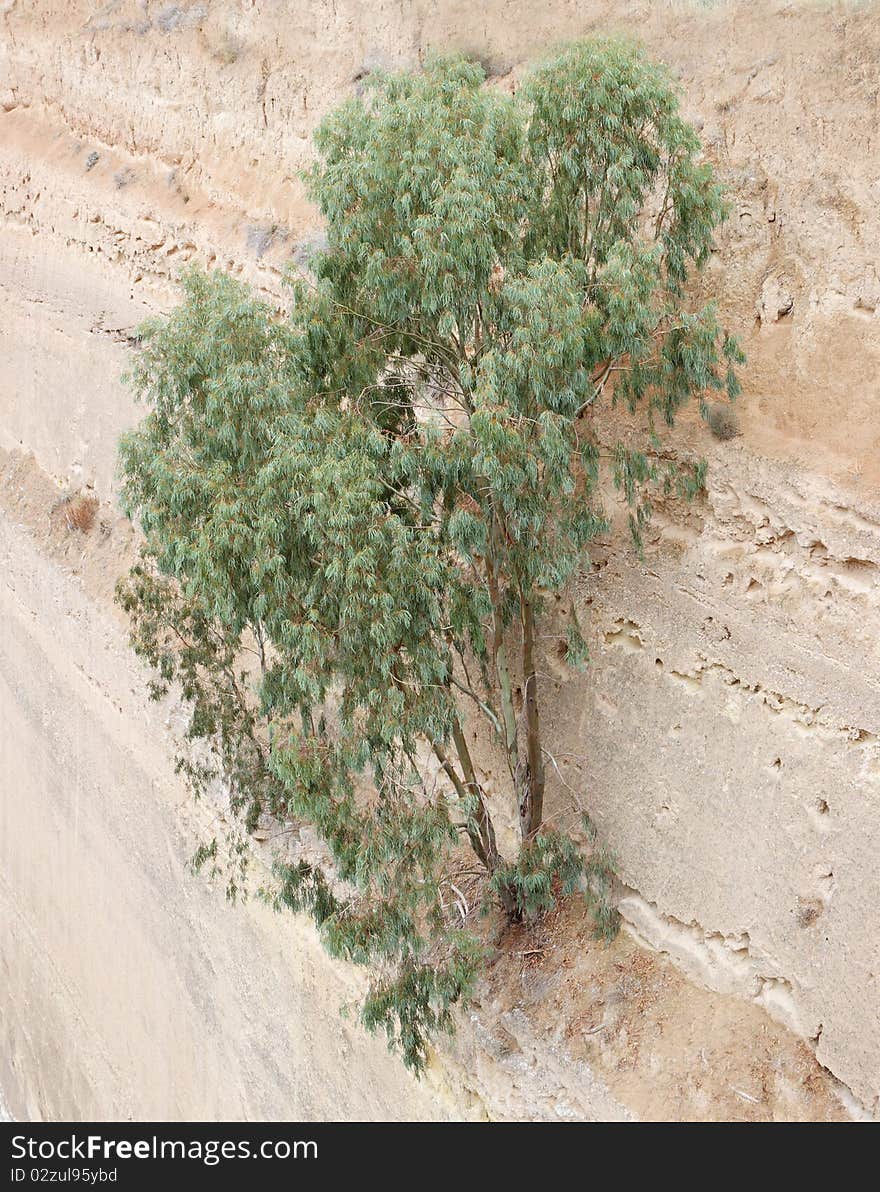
[118,40,742,1071]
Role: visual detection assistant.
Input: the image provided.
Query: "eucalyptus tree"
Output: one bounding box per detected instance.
[118,41,741,1070]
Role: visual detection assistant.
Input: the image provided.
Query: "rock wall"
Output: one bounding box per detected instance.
[1,0,879,1116]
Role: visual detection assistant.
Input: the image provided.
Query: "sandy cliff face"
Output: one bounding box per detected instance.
[1,0,879,1117]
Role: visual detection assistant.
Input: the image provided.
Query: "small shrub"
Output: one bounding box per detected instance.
[62,493,99,532]
[85,151,99,172]
[707,402,741,441]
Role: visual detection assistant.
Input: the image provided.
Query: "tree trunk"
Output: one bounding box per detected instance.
[517,596,546,840]
[486,531,519,785]
[451,721,503,870]
[433,727,519,919]
[450,723,520,917]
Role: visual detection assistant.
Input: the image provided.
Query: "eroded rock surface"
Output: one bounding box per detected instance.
[1,0,878,1117]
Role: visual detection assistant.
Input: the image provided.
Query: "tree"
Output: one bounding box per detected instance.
[117,40,742,1072]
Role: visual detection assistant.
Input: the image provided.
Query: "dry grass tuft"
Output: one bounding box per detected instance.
[61,493,100,532]
[706,402,741,441]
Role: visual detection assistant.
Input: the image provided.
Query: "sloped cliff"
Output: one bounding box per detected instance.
[1,0,878,1118]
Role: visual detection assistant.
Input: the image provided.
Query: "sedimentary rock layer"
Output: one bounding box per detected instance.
[1,0,878,1114]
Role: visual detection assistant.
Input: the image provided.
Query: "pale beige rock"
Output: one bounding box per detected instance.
[757,275,794,324]
[2,0,879,1118]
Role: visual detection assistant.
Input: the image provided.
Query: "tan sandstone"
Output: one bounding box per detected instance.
[1,0,879,1118]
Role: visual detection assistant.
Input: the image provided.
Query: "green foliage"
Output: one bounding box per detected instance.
[117,40,740,1072]
[264,851,482,1072]
[489,828,588,919]
[360,934,483,1073]
[488,818,619,936]
[581,813,621,942]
